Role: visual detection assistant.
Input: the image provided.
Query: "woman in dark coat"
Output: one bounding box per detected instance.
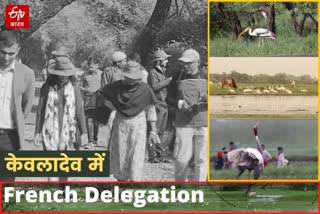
[34,56,87,152]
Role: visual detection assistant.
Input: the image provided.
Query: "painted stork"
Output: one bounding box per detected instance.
[238,27,276,46]
[225,123,264,180]
[226,147,264,179]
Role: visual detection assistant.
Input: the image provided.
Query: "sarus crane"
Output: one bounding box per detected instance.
[238,27,276,46]
[226,122,264,180]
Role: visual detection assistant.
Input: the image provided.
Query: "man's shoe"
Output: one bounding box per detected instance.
[84,142,94,150]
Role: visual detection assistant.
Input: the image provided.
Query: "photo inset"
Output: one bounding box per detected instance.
[210,57,318,119]
[210,2,318,57]
[6,0,208,182]
[210,119,317,180]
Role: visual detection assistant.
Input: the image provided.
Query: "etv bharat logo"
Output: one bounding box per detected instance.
[5,5,30,28]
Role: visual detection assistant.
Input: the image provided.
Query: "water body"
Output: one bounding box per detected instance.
[210,95,317,116]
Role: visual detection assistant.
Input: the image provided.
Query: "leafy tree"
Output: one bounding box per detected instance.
[211,2,317,38]
[132,0,172,65]
[283,2,318,36]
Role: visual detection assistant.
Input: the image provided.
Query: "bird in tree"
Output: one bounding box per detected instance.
[238,27,276,46]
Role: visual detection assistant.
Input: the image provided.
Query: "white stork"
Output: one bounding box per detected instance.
[238,27,276,46]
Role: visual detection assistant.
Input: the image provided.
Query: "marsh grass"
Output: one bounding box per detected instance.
[210,34,317,57]
[210,162,317,180]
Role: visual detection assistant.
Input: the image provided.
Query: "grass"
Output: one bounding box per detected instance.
[210,83,318,95]
[210,31,317,57]
[210,162,317,180]
[211,143,317,160]
[210,133,317,160]
[210,136,317,159]
[3,185,317,212]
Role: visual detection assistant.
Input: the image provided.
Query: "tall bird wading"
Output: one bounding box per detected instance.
[238,27,276,46]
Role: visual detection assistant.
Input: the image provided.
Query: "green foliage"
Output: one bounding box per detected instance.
[210,2,318,56]
[293,2,317,15]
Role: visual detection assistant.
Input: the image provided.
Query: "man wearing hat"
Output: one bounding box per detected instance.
[101,51,127,86]
[166,49,207,181]
[0,29,35,156]
[99,61,159,180]
[97,51,127,149]
[147,49,172,163]
[35,56,87,157]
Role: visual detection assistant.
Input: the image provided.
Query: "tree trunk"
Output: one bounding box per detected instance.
[267,4,276,34]
[259,4,276,33]
[283,2,309,37]
[233,17,242,39]
[290,12,308,37]
[132,0,173,66]
[297,13,308,36]
[217,3,242,39]
[308,13,318,29]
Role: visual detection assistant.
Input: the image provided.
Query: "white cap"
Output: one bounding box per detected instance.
[178,49,200,62]
[112,51,127,62]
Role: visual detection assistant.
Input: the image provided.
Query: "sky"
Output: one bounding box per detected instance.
[210,57,318,78]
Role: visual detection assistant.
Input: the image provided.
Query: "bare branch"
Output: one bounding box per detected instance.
[168,0,179,19]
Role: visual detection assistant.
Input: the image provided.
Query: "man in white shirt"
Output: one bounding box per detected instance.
[277,146,289,168]
[0,28,35,153]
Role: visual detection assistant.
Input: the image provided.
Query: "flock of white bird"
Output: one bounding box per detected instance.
[210,81,309,94]
[240,85,295,94]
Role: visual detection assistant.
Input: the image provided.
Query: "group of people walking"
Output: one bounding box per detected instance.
[0,28,208,181]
